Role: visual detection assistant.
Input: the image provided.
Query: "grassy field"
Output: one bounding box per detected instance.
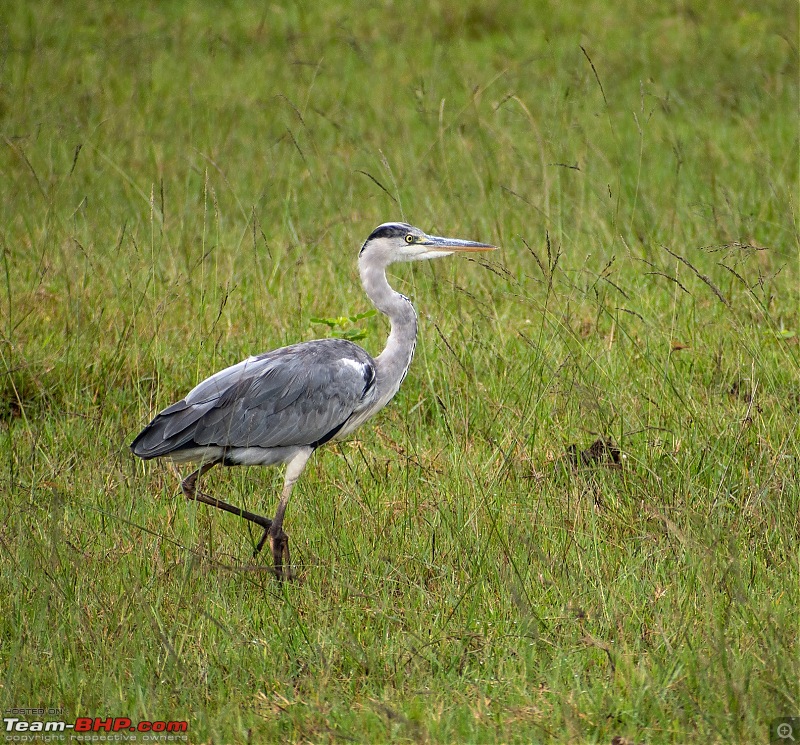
[1,1,798,742]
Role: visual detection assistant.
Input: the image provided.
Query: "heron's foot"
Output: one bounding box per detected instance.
[268,526,293,581]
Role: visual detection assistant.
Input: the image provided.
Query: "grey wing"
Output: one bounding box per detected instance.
[131,339,377,459]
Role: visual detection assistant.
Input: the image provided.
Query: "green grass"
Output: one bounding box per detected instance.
[1,1,798,742]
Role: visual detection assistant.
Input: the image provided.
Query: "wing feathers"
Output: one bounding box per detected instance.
[131,339,377,460]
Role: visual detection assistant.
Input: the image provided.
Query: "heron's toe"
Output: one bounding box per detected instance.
[268,528,292,580]
[253,528,270,556]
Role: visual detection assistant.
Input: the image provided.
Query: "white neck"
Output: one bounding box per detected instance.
[358,256,418,409]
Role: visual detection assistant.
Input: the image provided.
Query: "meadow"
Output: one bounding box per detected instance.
[1,1,798,742]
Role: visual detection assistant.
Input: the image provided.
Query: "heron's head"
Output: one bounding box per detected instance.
[359,222,496,266]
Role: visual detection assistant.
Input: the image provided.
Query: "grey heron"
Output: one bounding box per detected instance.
[131,222,496,578]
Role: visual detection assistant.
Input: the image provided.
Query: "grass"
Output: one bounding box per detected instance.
[1,0,798,742]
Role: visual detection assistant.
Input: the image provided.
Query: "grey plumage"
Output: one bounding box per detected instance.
[131,339,376,461]
[130,222,495,579]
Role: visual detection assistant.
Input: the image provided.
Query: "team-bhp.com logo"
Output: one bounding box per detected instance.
[4,717,188,742]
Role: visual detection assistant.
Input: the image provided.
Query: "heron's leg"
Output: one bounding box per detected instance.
[263,448,313,580]
[181,461,273,534]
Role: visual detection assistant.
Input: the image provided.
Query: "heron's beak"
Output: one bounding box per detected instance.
[420,234,498,253]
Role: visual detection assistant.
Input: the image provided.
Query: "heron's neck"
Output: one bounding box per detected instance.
[359,258,418,406]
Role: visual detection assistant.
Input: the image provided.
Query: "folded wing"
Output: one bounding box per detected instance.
[131,339,377,459]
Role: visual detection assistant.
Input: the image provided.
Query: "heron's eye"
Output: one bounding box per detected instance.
[405,234,415,244]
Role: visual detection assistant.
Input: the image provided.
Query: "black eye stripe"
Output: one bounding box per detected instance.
[365,223,412,242]
[360,222,420,254]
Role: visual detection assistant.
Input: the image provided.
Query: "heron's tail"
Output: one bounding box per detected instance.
[130,399,205,459]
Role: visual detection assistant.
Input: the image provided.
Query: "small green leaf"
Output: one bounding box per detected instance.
[311,310,373,341]
[335,328,368,342]
[348,310,377,323]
